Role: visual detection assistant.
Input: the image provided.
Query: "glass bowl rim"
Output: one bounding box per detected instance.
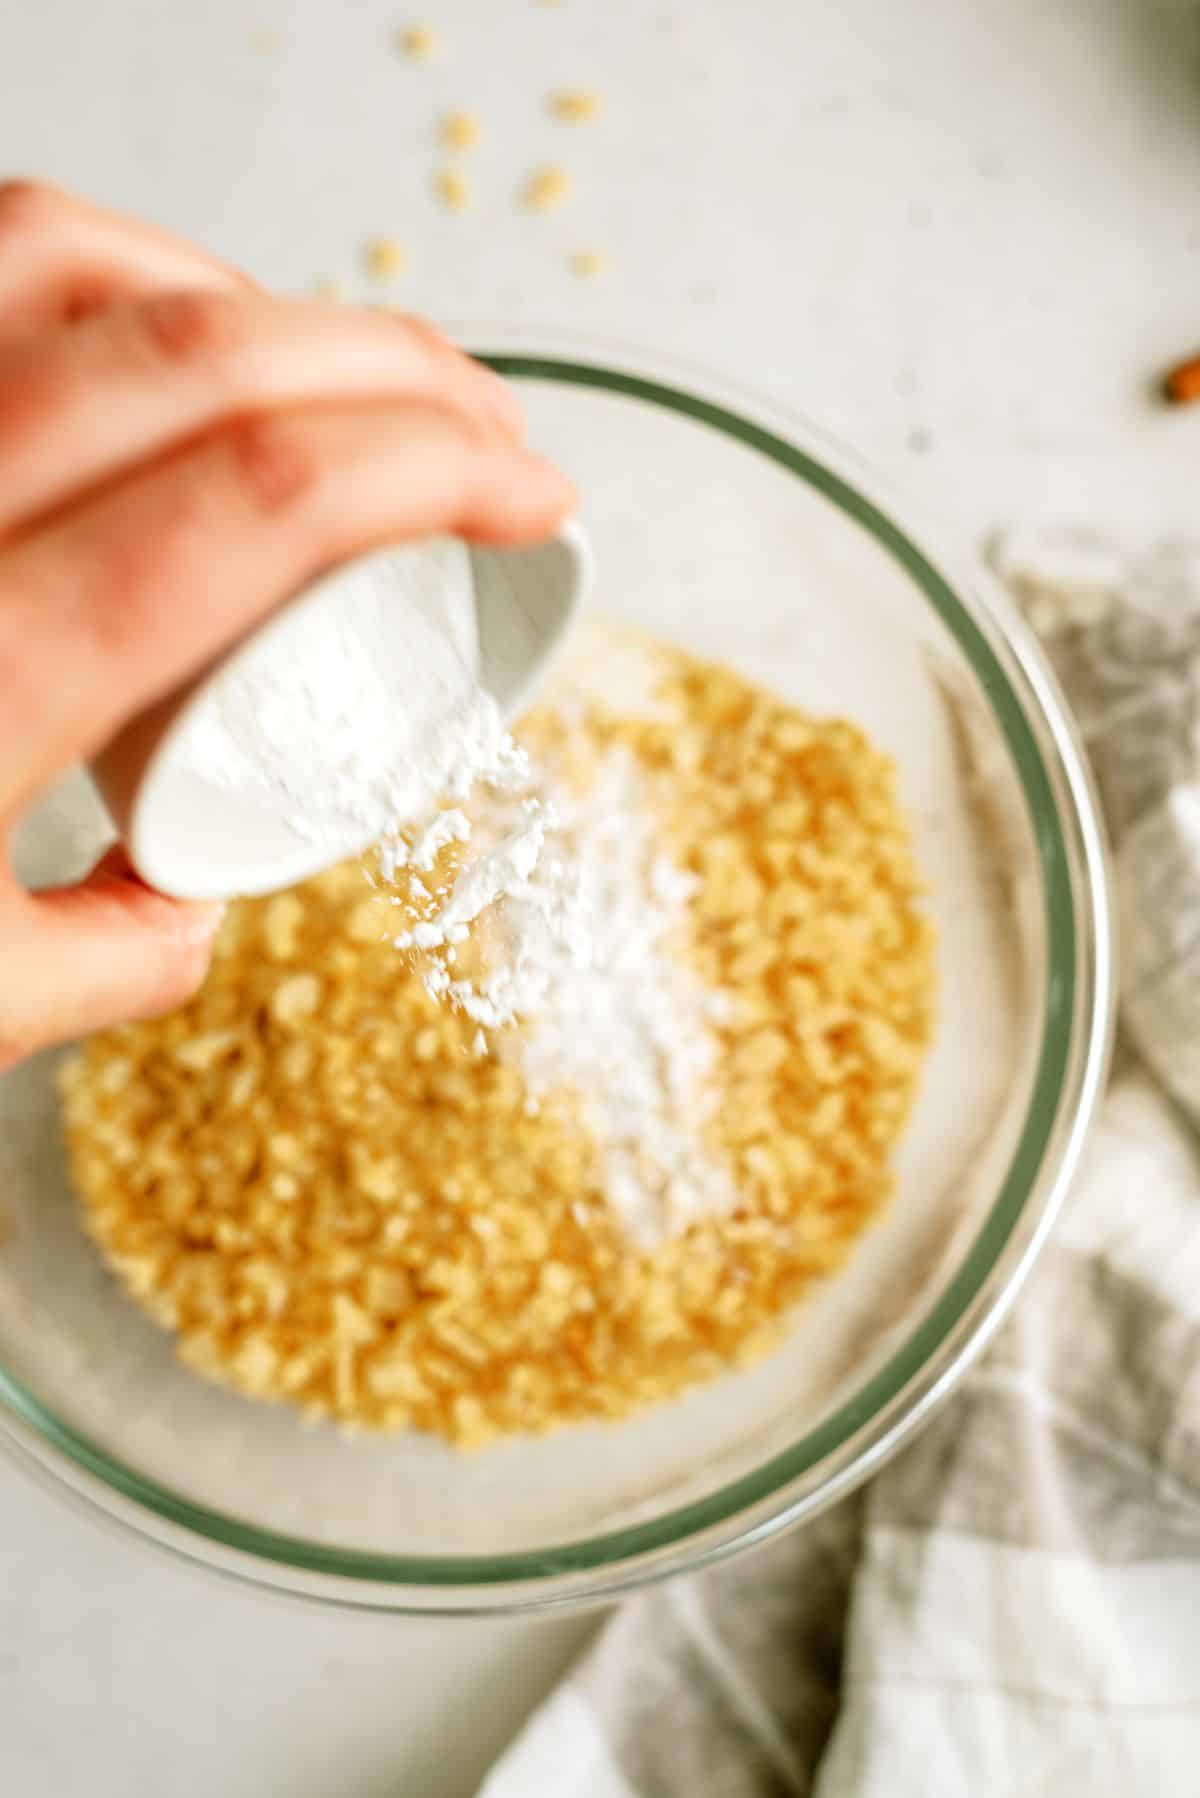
[0,336,1115,1613]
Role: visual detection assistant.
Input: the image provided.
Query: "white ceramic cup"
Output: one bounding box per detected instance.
[91,521,590,901]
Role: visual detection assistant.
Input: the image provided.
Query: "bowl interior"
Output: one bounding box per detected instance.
[0,362,1069,1587]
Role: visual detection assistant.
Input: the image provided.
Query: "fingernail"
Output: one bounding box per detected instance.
[178,901,226,944]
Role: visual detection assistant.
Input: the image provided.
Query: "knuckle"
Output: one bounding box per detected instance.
[136,288,240,371]
[0,178,60,245]
[0,341,67,457]
[62,279,114,326]
[224,412,321,517]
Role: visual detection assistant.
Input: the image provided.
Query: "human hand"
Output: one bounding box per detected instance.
[0,182,574,1068]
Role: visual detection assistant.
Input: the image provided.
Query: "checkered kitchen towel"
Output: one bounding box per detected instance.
[482,533,1200,1796]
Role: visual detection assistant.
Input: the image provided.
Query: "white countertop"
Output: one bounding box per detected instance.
[1,1,1197,1791]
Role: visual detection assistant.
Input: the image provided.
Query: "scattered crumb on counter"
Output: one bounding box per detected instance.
[525,166,571,211]
[570,249,606,277]
[435,168,470,212]
[364,238,406,280]
[398,24,438,59]
[441,111,480,151]
[551,89,601,122]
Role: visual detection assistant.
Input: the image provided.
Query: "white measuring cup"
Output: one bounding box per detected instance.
[91,522,589,901]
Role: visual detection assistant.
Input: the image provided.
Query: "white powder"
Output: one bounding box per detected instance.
[394,802,554,952]
[404,743,737,1246]
[513,750,737,1246]
[178,539,529,856]
[390,808,471,875]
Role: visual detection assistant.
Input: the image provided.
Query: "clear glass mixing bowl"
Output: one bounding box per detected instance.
[0,336,1114,1613]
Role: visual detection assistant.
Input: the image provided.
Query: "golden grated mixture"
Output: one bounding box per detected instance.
[60,646,935,1449]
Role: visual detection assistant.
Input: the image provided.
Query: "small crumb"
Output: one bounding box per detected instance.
[525,166,571,211]
[312,276,346,302]
[435,168,470,212]
[551,89,601,122]
[441,111,480,151]
[250,29,280,53]
[364,238,406,281]
[570,249,606,278]
[398,24,438,59]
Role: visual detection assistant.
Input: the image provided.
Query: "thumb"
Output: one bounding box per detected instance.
[2,845,223,1066]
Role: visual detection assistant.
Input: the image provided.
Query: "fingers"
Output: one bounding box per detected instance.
[0,847,222,1069]
[0,180,246,339]
[0,289,523,534]
[0,400,575,811]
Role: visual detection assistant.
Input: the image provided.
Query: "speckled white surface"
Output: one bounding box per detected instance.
[1,1,1198,1792]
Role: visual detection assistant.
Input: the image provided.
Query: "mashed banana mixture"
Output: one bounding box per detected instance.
[60,643,935,1448]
